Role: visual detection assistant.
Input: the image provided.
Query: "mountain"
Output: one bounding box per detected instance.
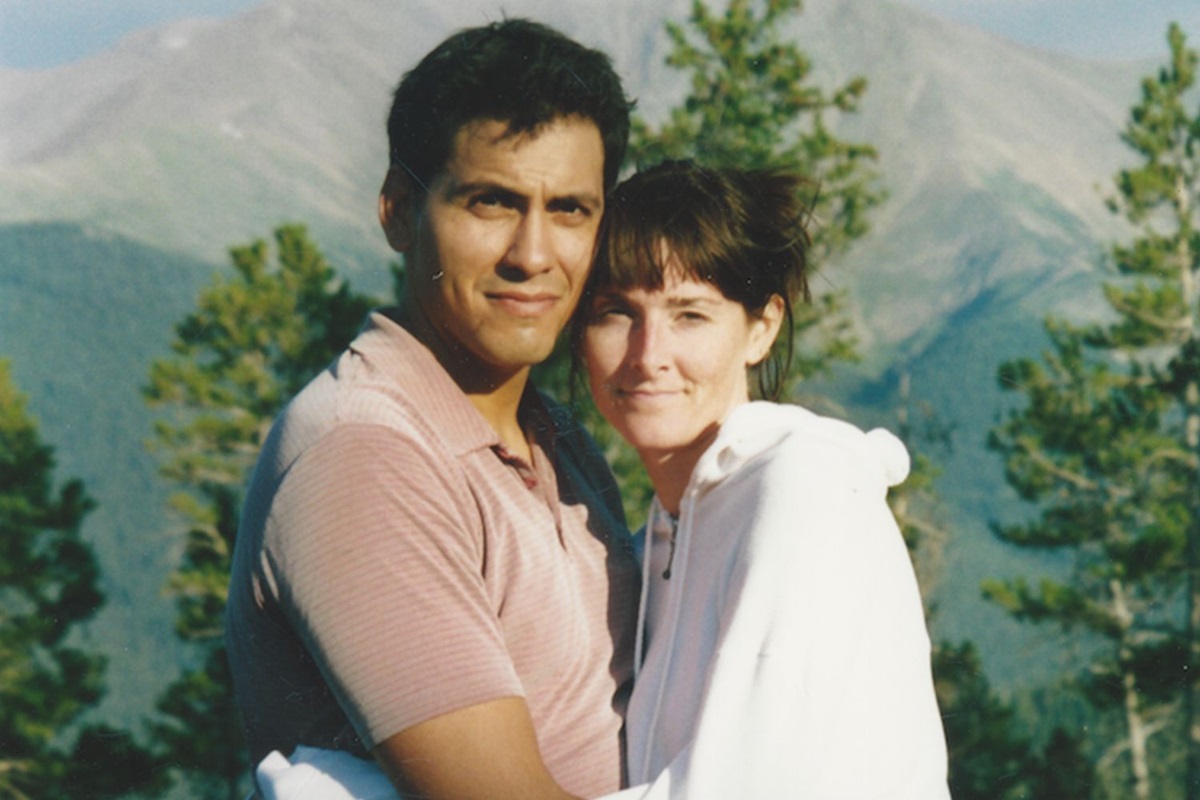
[0,222,219,724]
[0,0,1163,725]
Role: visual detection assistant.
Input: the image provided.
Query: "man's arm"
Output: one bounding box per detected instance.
[267,425,586,799]
[373,697,579,800]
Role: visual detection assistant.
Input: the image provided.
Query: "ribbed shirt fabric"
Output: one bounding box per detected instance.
[226,309,640,797]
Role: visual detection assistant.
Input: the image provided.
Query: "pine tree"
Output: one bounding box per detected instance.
[933,641,1035,800]
[630,0,881,259]
[888,372,952,587]
[987,23,1200,799]
[934,644,1098,800]
[1103,25,1200,794]
[540,0,887,525]
[144,225,377,798]
[987,322,1179,798]
[0,360,164,798]
[1029,726,1096,800]
[629,0,883,384]
[884,379,1083,797]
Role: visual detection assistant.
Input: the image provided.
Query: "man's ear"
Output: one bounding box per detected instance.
[379,168,417,253]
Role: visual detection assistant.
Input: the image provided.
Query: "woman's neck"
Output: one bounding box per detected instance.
[639,427,721,516]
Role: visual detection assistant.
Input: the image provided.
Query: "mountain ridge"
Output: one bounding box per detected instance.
[0,0,1171,720]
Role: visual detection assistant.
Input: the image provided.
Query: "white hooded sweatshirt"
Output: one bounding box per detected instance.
[611,401,949,800]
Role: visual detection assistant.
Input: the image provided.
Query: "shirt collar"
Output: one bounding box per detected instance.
[350,309,561,458]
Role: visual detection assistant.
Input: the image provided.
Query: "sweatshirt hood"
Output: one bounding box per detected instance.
[689,401,910,493]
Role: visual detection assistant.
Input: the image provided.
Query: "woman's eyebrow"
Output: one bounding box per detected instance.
[665,295,717,308]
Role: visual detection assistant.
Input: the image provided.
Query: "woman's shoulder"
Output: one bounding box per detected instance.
[709,402,909,491]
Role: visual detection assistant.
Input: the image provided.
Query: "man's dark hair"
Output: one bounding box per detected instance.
[387,18,632,192]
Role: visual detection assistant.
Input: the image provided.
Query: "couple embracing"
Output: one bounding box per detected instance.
[225,18,949,800]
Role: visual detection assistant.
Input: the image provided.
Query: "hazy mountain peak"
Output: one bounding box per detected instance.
[0,0,1146,299]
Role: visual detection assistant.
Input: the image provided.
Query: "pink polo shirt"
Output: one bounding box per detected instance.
[226,310,640,797]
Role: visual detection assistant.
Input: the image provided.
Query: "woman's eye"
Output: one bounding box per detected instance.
[590,302,633,322]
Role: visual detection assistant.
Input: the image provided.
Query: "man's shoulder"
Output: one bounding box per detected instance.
[276,355,425,447]
[246,349,465,519]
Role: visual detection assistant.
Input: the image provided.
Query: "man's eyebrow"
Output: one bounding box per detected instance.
[443,180,519,201]
[553,190,603,211]
[442,180,600,211]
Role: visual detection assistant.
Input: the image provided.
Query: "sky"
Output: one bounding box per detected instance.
[902,0,1200,62]
[1,0,1199,69]
[0,0,260,69]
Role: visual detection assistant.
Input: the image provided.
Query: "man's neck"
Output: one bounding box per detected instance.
[468,376,533,464]
[391,305,533,461]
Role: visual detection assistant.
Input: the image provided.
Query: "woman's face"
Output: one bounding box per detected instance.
[583,262,781,462]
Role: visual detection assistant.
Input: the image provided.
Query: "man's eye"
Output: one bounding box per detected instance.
[472,193,505,208]
[550,199,592,219]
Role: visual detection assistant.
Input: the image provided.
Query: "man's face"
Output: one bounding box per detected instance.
[383,116,606,385]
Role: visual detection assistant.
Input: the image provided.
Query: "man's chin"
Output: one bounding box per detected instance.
[487,330,563,368]
[462,343,560,385]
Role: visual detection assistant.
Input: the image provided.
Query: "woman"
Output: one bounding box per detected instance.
[582,160,949,799]
[252,161,949,799]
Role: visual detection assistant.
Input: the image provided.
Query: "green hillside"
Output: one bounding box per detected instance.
[0,222,221,727]
[814,168,1111,689]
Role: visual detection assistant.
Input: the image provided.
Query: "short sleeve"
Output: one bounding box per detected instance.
[263,423,523,749]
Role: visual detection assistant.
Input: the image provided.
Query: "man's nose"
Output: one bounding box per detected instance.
[504,210,553,276]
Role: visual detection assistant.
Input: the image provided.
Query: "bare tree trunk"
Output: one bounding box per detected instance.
[1188,379,1200,799]
[1189,508,1200,799]
[1113,579,1153,800]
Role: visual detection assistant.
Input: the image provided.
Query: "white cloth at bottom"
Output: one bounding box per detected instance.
[256,746,399,800]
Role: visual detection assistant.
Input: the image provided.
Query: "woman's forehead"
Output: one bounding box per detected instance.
[594,271,727,303]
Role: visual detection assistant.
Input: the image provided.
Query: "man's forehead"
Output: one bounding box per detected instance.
[448,118,524,160]
[438,116,605,196]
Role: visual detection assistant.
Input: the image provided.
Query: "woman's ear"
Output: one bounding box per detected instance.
[747,294,786,367]
[378,168,417,253]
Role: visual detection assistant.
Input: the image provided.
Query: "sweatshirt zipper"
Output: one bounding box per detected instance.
[636,489,697,783]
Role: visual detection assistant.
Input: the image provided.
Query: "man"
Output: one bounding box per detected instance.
[225,19,639,799]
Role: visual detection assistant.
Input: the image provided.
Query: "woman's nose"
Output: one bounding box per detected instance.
[629,318,669,375]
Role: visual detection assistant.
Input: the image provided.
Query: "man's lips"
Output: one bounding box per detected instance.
[616,387,683,402]
[486,291,560,317]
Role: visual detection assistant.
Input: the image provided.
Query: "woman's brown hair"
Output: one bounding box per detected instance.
[572,160,812,400]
